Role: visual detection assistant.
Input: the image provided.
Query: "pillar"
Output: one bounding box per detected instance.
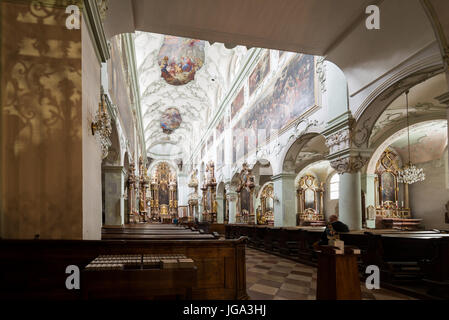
[226,183,237,224]
[216,195,224,223]
[103,166,126,225]
[177,172,188,207]
[339,172,363,230]
[271,173,296,227]
[361,173,376,228]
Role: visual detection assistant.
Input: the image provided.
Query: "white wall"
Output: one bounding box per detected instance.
[409,155,449,230]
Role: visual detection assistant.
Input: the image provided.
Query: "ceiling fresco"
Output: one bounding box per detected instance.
[158,36,205,86]
[134,31,248,159]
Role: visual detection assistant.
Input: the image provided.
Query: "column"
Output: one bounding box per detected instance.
[323,112,370,231]
[339,171,363,230]
[226,183,237,224]
[361,173,376,228]
[216,195,224,223]
[271,173,296,227]
[177,172,188,207]
[103,166,126,225]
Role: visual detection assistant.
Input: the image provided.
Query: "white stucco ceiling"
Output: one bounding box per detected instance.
[134,32,248,159]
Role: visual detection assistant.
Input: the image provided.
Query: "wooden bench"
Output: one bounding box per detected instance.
[0,237,248,300]
[225,224,449,298]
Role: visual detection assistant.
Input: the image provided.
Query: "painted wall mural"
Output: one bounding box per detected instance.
[231,88,245,119]
[249,51,270,96]
[233,54,315,161]
[160,107,182,134]
[158,36,205,86]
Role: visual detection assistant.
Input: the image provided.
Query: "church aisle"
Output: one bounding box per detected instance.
[245,247,415,300]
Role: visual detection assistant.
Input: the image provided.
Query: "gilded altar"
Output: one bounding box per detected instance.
[149,162,178,222]
[296,175,325,226]
[257,183,274,225]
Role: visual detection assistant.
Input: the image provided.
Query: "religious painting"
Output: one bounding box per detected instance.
[232,54,315,161]
[304,189,315,209]
[231,88,244,119]
[249,51,270,96]
[381,172,396,202]
[158,36,205,86]
[160,107,182,134]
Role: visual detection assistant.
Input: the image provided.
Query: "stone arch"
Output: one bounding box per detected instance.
[353,66,445,150]
[281,133,329,174]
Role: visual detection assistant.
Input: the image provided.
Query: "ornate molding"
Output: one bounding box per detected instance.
[330,155,369,174]
[325,129,351,154]
[83,0,110,62]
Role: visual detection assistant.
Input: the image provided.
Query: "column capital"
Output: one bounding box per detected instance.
[329,154,370,174]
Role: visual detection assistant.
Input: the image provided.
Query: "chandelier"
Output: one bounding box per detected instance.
[397,90,425,185]
[91,92,112,159]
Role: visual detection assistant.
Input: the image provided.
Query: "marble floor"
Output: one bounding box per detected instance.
[245,247,415,300]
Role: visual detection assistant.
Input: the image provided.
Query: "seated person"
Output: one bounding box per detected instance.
[318,215,349,246]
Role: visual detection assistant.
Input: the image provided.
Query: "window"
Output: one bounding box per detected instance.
[330,174,340,200]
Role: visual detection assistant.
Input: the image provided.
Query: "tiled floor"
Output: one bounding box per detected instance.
[246,247,415,300]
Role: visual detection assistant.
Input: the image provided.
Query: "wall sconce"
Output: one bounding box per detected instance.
[91,92,112,159]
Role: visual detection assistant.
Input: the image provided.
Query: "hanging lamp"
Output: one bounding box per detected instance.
[397,90,425,184]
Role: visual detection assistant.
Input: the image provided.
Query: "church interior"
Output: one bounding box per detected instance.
[1,0,449,302]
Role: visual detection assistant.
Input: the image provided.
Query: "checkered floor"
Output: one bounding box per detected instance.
[246,247,415,300]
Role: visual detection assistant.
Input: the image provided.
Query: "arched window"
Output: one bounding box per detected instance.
[330,174,340,200]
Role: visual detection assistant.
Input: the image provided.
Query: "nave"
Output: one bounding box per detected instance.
[245,247,413,300]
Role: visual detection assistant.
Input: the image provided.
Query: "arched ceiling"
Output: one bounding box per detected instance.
[369,73,448,145]
[134,32,248,159]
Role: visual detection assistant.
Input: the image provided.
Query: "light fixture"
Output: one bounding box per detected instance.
[397,90,425,185]
[91,91,112,159]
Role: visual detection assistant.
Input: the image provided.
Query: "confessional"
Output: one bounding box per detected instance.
[296,175,325,226]
[257,183,274,225]
[236,163,255,224]
[374,149,421,230]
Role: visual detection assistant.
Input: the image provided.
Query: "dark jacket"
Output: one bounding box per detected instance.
[319,221,349,245]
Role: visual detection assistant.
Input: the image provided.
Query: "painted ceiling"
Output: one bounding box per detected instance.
[390,120,447,164]
[370,73,448,145]
[134,31,248,159]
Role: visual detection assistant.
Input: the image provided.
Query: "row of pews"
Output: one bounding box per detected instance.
[225,224,449,299]
[0,224,248,300]
[101,224,221,240]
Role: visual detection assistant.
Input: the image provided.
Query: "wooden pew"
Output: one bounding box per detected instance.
[0,237,248,300]
[225,224,449,298]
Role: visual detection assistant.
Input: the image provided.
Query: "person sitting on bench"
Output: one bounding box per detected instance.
[319,215,349,246]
